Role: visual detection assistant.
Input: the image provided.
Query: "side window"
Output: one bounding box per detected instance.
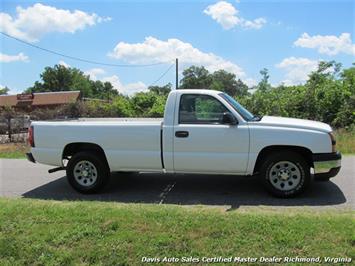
[179,94,229,124]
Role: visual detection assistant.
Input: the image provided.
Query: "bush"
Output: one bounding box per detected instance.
[239,63,355,128]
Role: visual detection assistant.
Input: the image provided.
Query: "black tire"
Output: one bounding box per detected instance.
[259,151,310,198]
[66,151,110,194]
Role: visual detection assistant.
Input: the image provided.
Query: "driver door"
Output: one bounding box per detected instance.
[173,94,249,174]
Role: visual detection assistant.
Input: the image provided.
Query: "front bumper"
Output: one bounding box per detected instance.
[313,152,341,181]
[26,152,36,163]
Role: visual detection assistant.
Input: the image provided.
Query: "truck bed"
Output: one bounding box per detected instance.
[31,118,164,171]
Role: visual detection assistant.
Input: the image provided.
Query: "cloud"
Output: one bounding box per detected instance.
[83,68,147,96]
[241,17,267,30]
[84,68,106,80]
[294,33,355,56]
[101,75,121,90]
[0,52,29,62]
[121,81,148,96]
[276,57,319,85]
[0,3,109,42]
[102,75,147,96]
[203,1,266,30]
[243,78,257,87]
[203,1,239,30]
[109,36,246,79]
[58,60,70,68]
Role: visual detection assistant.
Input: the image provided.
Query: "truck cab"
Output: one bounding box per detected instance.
[162,90,250,175]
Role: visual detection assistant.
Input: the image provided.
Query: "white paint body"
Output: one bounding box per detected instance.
[31,90,333,175]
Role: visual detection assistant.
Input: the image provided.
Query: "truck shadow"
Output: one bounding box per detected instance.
[22,172,347,209]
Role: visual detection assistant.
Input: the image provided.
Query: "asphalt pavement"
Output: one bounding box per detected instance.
[0,156,354,210]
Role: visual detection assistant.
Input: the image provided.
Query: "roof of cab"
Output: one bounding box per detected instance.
[170,89,222,95]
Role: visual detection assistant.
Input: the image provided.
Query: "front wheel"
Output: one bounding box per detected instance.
[66,151,110,194]
[259,151,310,198]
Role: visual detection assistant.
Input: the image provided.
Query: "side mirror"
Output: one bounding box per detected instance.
[222,112,238,125]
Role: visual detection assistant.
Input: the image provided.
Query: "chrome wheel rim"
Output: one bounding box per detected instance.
[73,160,98,187]
[269,161,301,191]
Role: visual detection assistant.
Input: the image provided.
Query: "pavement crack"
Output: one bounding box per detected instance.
[158,181,176,204]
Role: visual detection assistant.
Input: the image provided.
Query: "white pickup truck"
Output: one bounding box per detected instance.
[26,89,341,197]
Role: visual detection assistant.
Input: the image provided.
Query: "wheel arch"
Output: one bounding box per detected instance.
[62,142,110,171]
[253,145,313,175]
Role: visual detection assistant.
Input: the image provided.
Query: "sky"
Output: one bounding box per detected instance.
[0,0,354,95]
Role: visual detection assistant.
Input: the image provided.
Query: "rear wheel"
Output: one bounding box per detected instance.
[259,151,310,198]
[66,151,109,194]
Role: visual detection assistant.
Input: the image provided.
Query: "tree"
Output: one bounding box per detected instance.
[210,70,236,96]
[341,63,355,88]
[130,91,157,116]
[103,82,118,100]
[148,95,167,117]
[257,68,271,92]
[26,64,118,99]
[180,66,212,89]
[91,80,118,100]
[235,79,249,97]
[111,95,134,117]
[333,65,355,127]
[210,70,249,97]
[0,86,10,95]
[28,65,74,92]
[180,66,249,97]
[305,61,341,120]
[148,83,172,96]
[26,64,90,94]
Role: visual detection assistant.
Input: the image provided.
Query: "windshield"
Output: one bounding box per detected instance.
[219,93,255,121]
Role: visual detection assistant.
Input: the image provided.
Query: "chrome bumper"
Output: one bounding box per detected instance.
[313,152,341,181]
[314,158,341,174]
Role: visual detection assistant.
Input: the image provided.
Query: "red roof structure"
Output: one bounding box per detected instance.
[0,91,81,108]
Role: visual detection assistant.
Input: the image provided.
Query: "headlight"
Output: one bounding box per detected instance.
[328,132,336,152]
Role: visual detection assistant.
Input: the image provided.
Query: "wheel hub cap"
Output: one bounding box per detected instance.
[73,160,98,187]
[269,161,301,191]
[278,169,290,180]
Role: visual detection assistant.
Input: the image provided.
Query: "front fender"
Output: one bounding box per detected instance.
[246,126,332,174]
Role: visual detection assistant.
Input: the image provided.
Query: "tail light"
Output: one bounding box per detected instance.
[28,126,35,147]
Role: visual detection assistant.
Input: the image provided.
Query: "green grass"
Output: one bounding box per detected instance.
[0,150,26,159]
[0,198,353,265]
[0,143,28,158]
[335,128,355,154]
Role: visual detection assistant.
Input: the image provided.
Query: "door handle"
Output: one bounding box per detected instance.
[175,131,189,138]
